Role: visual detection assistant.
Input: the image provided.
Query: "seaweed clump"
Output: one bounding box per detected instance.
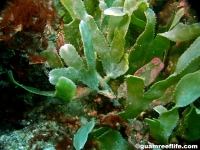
[0,0,56,44]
